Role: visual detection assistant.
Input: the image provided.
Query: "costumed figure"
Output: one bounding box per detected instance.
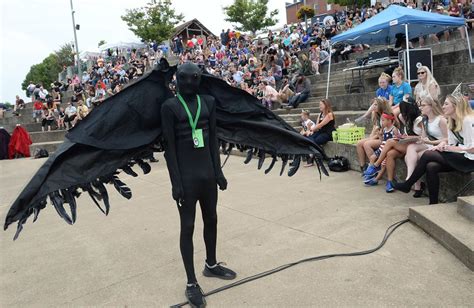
[4,60,327,307]
[8,125,32,159]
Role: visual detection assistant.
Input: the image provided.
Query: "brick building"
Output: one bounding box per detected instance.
[285,0,344,24]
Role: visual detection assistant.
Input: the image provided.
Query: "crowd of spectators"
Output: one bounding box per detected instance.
[21,46,163,131]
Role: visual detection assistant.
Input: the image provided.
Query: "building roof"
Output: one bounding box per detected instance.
[172,18,215,38]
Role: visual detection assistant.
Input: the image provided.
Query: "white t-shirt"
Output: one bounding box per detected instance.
[302,118,315,131]
[263,85,278,100]
[290,32,300,41]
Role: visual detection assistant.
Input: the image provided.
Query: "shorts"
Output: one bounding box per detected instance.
[33,110,42,118]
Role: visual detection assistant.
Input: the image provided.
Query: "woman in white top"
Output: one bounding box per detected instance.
[413,66,440,104]
[394,94,474,204]
[404,97,447,197]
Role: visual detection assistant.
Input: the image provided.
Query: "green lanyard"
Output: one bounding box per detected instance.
[177,93,201,133]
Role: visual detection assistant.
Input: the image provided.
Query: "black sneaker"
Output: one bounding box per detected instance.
[203,262,237,280]
[185,283,206,308]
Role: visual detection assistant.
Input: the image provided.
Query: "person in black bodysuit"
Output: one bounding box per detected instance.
[161,63,236,307]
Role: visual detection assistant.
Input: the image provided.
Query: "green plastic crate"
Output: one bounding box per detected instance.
[332,127,365,145]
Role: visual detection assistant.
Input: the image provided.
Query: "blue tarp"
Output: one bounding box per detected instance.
[331,5,465,45]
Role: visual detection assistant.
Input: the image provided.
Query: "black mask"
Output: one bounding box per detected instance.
[176,63,201,96]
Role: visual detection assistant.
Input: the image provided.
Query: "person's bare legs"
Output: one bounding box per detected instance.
[404,143,427,190]
[386,149,403,182]
[363,139,381,165]
[373,139,398,166]
[357,138,370,168]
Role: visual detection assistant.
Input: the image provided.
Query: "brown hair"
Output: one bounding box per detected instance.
[320,99,334,113]
[371,97,393,125]
[393,67,405,80]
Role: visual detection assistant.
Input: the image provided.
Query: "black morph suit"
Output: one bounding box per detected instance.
[5,59,327,306]
[162,91,225,284]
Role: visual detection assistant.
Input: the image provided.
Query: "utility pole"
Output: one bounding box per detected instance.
[70,0,82,78]
[304,0,308,31]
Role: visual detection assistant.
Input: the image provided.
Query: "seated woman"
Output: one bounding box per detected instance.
[390,67,412,119]
[305,99,336,166]
[309,99,336,144]
[394,95,474,204]
[364,98,422,192]
[404,96,447,197]
[413,66,440,104]
[356,97,393,173]
[355,72,393,124]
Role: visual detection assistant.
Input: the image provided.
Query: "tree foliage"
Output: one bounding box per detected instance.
[223,0,278,35]
[121,0,184,44]
[21,43,75,96]
[328,0,370,8]
[55,43,75,68]
[98,40,107,48]
[296,5,315,21]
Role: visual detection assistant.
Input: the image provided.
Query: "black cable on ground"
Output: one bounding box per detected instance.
[170,218,410,307]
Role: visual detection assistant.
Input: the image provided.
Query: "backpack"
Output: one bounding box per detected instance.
[328,156,349,172]
[33,148,49,159]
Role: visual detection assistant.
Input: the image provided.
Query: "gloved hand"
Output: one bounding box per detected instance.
[172,185,184,205]
[216,175,228,191]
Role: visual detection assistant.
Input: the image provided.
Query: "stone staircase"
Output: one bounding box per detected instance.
[409,196,474,271]
[1,34,472,157]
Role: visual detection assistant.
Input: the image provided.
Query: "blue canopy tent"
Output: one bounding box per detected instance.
[325,5,469,98]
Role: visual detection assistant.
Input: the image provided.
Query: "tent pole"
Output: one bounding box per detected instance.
[465,26,473,64]
[326,43,332,99]
[405,24,411,83]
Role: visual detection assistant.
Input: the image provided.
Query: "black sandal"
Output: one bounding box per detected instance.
[413,182,425,198]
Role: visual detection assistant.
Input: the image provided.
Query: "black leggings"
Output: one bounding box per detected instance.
[403,151,453,204]
[178,185,218,284]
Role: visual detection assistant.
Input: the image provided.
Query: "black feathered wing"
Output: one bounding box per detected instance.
[199,73,328,177]
[4,63,327,240]
[4,64,176,239]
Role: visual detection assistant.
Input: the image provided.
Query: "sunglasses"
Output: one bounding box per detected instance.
[417,71,426,75]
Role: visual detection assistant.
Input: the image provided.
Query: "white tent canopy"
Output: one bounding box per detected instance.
[99,41,147,52]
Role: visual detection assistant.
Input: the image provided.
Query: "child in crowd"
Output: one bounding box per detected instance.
[300,110,315,136]
[56,107,65,130]
[33,100,44,123]
[364,113,399,186]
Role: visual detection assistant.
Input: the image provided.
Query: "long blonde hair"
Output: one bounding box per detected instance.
[418,66,440,99]
[445,94,474,132]
[422,96,443,117]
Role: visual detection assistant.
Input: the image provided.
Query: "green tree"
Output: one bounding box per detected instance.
[328,0,370,8]
[21,54,62,97]
[121,0,184,44]
[223,0,278,35]
[98,40,107,48]
[55,42,75,68]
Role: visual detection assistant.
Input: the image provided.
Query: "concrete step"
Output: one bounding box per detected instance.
[29,130,67,143]
[0,114,38,126]
[30,141,63,155]
[3,123,43,134]
[408,203,474,271]
[457,196,474,222]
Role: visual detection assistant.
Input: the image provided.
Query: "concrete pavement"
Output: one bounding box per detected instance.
[1,154,473,306]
